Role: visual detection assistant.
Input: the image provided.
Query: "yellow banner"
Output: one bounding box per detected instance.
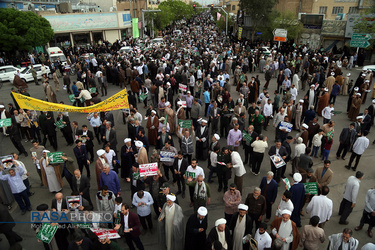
[12,88,129,113]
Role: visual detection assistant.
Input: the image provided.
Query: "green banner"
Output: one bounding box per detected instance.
[68,94,76,103]
[178,119,192,129]
[48,152,64,164]
[89,87,97,93]
[304,182,318,195]
[133,172,140,180]
[0,118,12,128]
[132,18,139,38]
[54,119,66,129]
[36,224,58,244]
[185,171,196,179]
[139,92,147,102]
[242,130,253,143]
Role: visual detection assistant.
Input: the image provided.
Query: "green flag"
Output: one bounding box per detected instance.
[242,130,253,143]
[36,224,58,244]
[0,118,12,128]
[178,119,192,129]
[303,182,318,195]
[68,95,75,103]
[132,18,139,38]
[54,119,66,129]
[47,152,64,164]
[139,92,147,102]
[89,87,97,93]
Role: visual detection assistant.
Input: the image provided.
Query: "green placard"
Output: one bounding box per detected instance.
[133,172,140,180]
[54,119,66,129]
[36,224,58,244]
[178,119,192,129]
[304,182,318,195]
[132,18,139,38]
[68,94,76,103]
[0,118,11,128]
[139,92,147,102]
[283,178,291,190]
[242,130,253,143]
[185,171,196,179]
[89,87,97,93]
[48,152,64,164]
[75,223,92,229]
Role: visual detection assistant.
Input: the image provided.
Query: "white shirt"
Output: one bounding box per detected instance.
[352,136,369,155]
[231,151,246,177]
[105,149,116,170]
[276,199,294,217]
[306,195,333,223]
[293,143,306,159]
[290,88,298,101]
[186,165,205,179]
[263,103,273,117]
[322,107,334,119]
[123,214,129,230]
[254,229,272,250]
[57,200,62,211]
[132,191,154,216]
[343,176,360,203]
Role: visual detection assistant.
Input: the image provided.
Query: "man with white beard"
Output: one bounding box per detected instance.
[271,210,300,250]
[306,84,316,108]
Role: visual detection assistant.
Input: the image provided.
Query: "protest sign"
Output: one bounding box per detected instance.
[66,196,82,210]
[0,118,11,128]
[54,119,66,129]
[36,224,58,244]
[139,92,147,102]
[178,119,192,129]
[139,162,158,177]
[279,122,293,132]
[184,171,196,179]
[304,182,318,195]
[242,130,253,143]
[179,84,187,92]
[47,152,64,163]
[270,154,286,169]
[180,101,187,107]
[282,178,291,190]
[90,228,121,240]
[89,87,97,93]
[160,151,175,162]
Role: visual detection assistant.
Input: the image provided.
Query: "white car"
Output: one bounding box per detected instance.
[362,65,375,71]
[9,64,51,83]
[118,46,132,54]
[0,65,21,82]
[150,38,164,45]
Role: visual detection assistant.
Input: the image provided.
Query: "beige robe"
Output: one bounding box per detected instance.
[165,107,176,134]
[137,147,149,165]
[325,76,335,96]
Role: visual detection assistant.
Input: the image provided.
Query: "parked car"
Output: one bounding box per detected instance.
[118,46,132,54]
[9,64,51,83]
[0,65,21,82]
[362,65,375,72]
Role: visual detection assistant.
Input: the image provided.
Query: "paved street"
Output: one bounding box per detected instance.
[0,66,374,249]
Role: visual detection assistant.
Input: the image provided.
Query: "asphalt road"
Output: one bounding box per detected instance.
[0,65,374,249]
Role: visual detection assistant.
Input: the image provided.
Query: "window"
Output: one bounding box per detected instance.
[332,6,344,14]
[232,5,236,11]
[348,7,358,14]
[319,6,327,14]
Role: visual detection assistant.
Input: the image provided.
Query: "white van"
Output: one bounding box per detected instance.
[47,47,67,65]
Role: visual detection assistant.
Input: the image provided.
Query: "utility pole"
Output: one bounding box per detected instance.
[142,9,161,38]
[196,6,228,35]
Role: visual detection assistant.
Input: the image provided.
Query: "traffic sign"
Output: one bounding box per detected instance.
[350,40,371,48]
[274,36,287,42]
[350,33,372,48]
[351,33,372,41]
[273,28,287,37]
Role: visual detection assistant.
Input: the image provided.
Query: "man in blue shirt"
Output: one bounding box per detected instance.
[100,163,121,196]
[0,165,31,214]
[204,88,211,116]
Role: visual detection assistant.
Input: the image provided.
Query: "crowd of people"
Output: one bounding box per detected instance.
[0,10,375,250]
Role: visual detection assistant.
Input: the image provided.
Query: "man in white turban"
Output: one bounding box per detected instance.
[135,141,148,165]
[228,204,253,250]
[207,218,232,250]
[270,210,300,250]
[158,194,184,250]
[185,206,208,249]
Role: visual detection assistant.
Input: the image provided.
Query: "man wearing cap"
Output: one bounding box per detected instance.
[290,173,305,227]
[135,140,148,165]
[146,110,159,146]
[158,194,184,250]
[345,130,369,171]
[207,218,232,250]
[270,209,300,250]
[306,186,332,228]
[348,93,362,121]
[195,119,209,160]
[185,206,208,250]
[336,123,356,160]
[157,182,178,213]
[229,204,253,250]
[339,171,364,225]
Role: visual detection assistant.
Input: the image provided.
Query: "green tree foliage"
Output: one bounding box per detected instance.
[0,8,54,53]
[153,0,194,30]
[353,0,375,48]
[239,0,276,41]
[261,11,303,41]
[211,9,234,34]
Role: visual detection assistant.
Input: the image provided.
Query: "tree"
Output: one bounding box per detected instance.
[211,9,234,34]
[239,0,276,41]
[353,0,375,48]
[261,11,303,41]
[0,8,54,53]
[152,0,194,30]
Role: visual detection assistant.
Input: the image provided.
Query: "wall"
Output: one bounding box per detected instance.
[105,30,120,43]
[311,0,360,20]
